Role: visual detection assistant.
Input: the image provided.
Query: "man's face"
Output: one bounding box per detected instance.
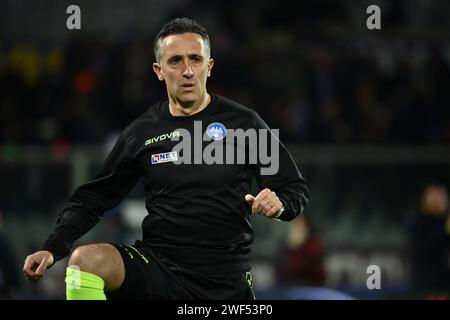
[153,33,214,107]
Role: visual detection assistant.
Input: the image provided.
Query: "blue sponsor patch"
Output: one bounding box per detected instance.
[151,151,178,164]
[206,122,227,141]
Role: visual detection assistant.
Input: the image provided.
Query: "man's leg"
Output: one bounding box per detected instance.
[65,243,125,300]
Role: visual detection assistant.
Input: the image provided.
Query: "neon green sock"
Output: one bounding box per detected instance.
[65,266,106,300]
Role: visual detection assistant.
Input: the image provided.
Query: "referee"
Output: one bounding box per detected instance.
[23,17,309,300]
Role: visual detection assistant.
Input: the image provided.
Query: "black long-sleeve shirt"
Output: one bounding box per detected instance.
[43,93,309,272]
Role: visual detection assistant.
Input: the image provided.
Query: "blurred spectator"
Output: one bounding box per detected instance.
[0,210,20,299]
[276,216,326,287]
[408,184,450,295]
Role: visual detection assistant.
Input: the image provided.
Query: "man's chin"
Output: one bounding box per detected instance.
[178,94,198,108]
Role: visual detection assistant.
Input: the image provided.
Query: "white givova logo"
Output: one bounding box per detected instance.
[366,265,381,290]
[170,121,280,175]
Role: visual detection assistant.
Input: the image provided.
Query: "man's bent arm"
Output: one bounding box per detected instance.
[42,131,141,262]
[251,111,310,221]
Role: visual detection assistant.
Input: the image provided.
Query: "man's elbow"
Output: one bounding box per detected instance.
[298,179,310,213]
[292,183,310,220]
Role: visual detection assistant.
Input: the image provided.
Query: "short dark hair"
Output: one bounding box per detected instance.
[154,17,211,62]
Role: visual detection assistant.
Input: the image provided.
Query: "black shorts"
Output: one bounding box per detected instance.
[105,242,255,300]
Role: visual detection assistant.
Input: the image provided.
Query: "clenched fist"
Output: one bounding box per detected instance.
[245,188,284,219]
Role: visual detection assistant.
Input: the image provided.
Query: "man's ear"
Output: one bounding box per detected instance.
[153,62,164,81]
[207,58,214,77]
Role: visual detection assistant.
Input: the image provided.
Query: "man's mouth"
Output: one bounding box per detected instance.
[181,84,195,92]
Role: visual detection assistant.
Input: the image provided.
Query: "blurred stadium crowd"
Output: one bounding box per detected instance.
[0,0,449,299]
[1,0,450,147]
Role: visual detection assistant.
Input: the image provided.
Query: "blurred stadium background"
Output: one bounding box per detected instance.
[1,0,449,299]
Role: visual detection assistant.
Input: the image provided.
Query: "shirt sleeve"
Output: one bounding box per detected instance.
[250,111,310,221]
[42,131,142,262]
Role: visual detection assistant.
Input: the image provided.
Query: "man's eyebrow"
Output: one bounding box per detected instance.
[167,54,182,61]
[167,53,203,61]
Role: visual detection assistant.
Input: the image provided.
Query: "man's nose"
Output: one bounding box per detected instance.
[183,63,194,78]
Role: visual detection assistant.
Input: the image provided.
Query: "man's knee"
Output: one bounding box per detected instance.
[68,244,101,272]
[67,243,125,290]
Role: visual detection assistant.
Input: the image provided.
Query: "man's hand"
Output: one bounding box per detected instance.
[245,188,284,219]
[23,251,54,282]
